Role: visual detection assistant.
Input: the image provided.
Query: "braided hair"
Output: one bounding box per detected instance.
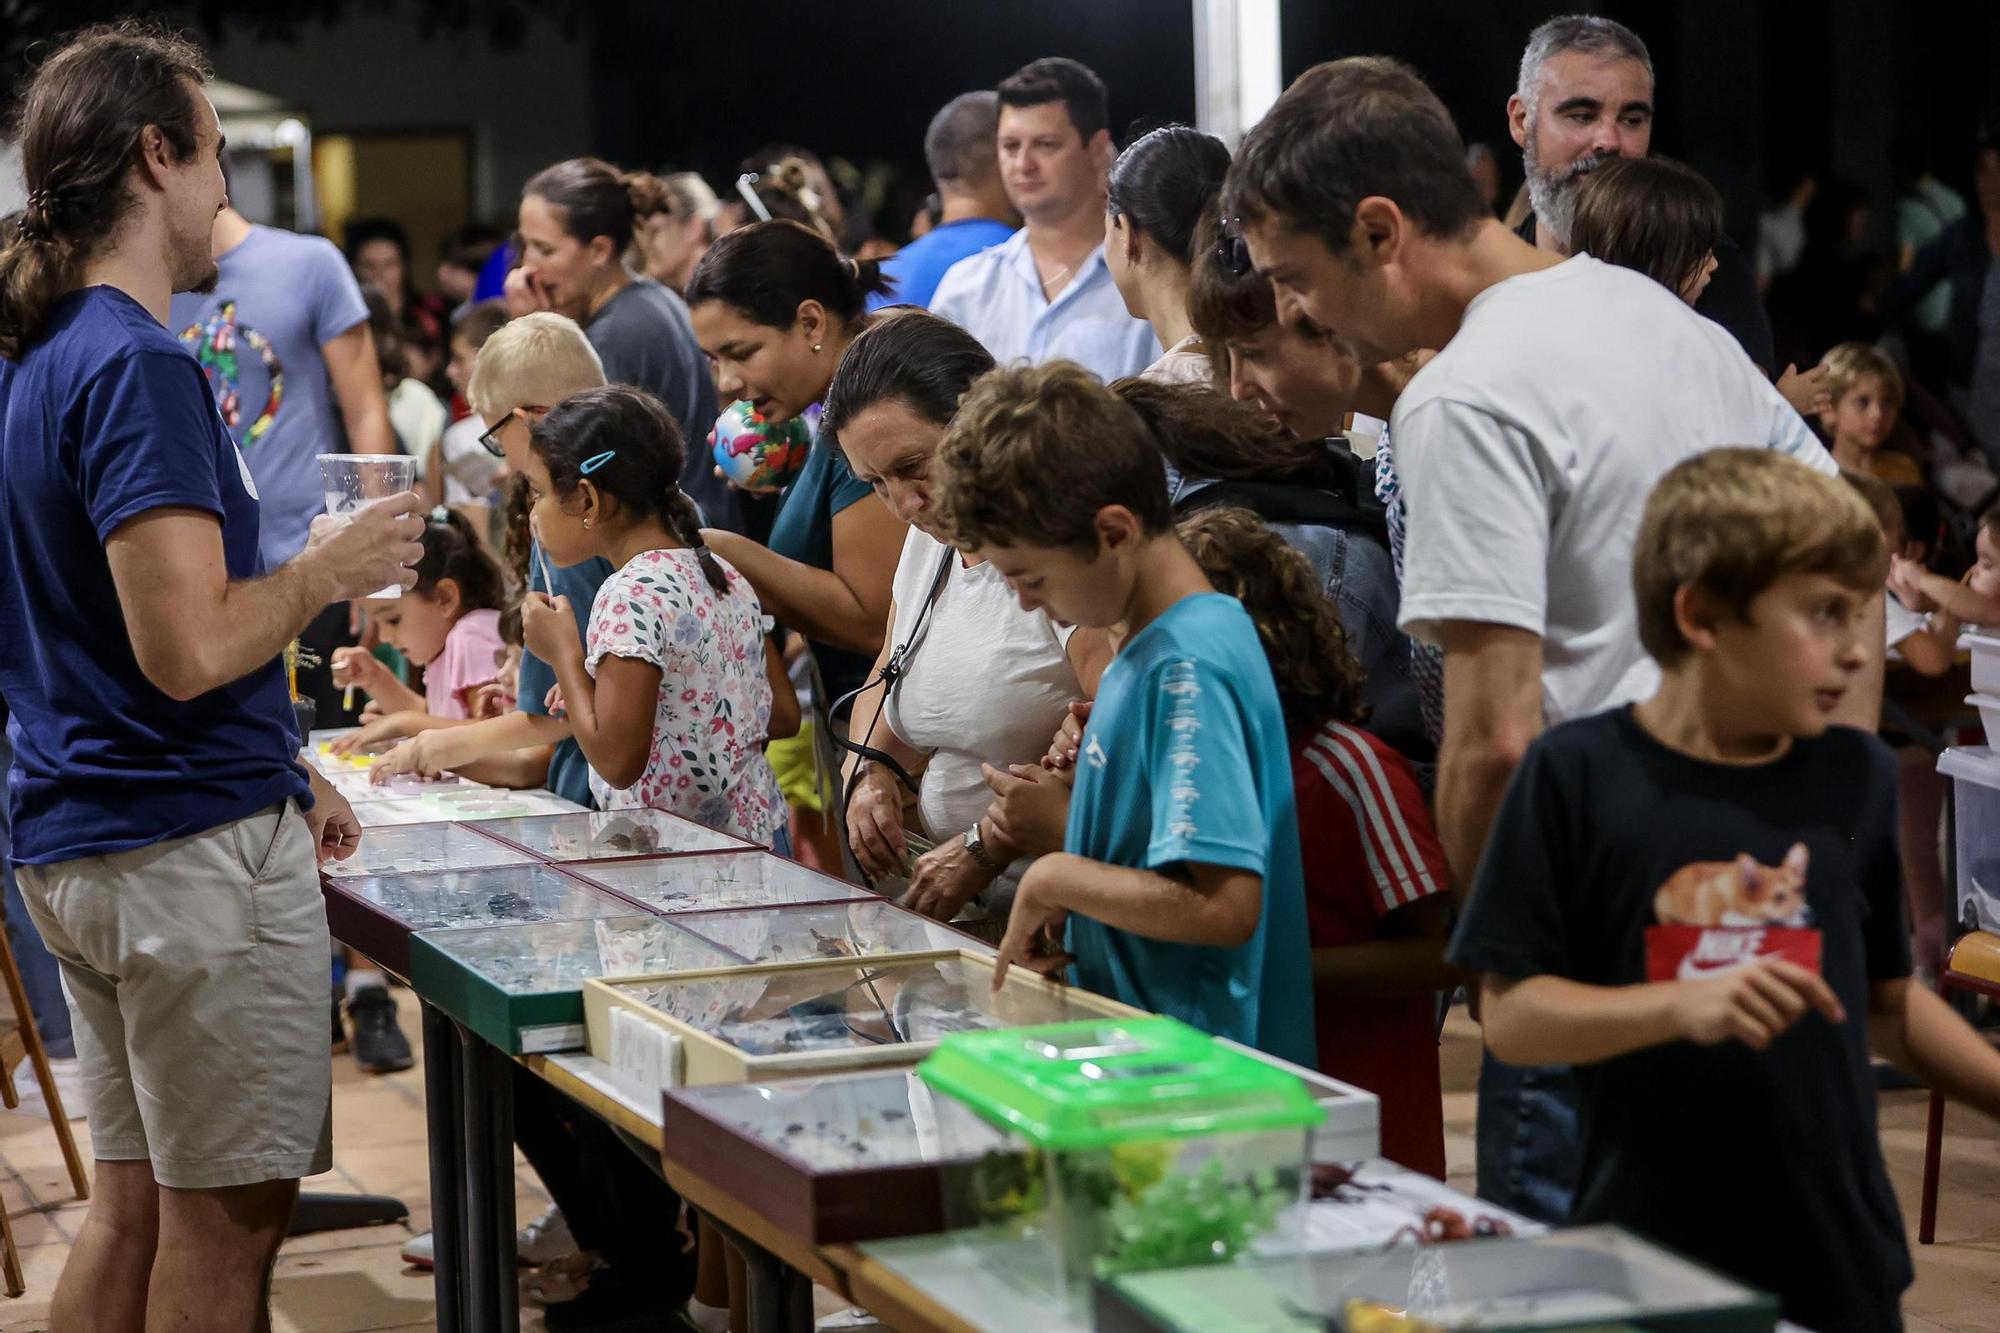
[528,385,728,594]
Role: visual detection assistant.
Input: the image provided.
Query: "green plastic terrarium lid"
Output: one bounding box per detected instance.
[917,1016,1324,1151]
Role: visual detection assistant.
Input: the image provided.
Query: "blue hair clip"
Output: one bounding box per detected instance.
[579,450,617,475]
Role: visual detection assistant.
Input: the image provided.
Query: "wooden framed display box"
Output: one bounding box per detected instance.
[323,863,638,977]
[583,951,1142,1088]
[407,898,985,1056]
[657,1048,1378,1248]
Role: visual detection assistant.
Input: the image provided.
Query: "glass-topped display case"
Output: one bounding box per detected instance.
[668,898,981,965]
[323,864,635,975]
[410,915,743,1054]
[583,951,1141,1087]
[576,852,872,916]
[321,820,540,879]
[466,809,751,862]
[1092,1225,1779,1332]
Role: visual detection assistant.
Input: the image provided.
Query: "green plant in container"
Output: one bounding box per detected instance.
[921,1018,1324,1309]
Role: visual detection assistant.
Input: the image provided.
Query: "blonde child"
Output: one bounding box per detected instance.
[1819,342,1922,485]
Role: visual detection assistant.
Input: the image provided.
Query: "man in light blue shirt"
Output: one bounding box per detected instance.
[869,92,1018,312]
[931,58,1159,381]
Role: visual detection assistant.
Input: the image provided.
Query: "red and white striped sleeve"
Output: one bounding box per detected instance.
[1299,722,1450,917]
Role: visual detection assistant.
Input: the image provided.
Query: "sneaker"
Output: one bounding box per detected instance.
[12,1056,86,1122]
[543,1265,678,1333]
[400,1231,434,1269]
[397,1206,574,1272]
[348,986,414,1074]
[518,1203,577,1265]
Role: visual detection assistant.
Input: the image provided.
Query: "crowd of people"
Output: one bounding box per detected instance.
[3,13,2000,1333]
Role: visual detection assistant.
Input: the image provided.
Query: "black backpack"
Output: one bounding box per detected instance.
[1172,441,1391,550]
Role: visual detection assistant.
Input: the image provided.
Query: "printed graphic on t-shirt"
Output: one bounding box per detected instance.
[180,300,285,446]
[1645,843,1822,980]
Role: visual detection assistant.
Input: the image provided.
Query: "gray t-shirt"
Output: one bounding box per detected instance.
[585,277,731,529]
[171,226,371,567]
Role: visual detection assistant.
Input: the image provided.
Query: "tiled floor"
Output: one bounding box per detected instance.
[0,1000,1994,1330]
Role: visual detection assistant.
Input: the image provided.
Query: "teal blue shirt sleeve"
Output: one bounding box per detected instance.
[1141,657,1271,877]
[826,450,874,515]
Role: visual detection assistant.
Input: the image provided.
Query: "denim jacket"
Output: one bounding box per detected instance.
[1171,445,1432,768]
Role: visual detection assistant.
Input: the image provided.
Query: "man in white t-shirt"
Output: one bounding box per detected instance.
[1226,55,1834,1224]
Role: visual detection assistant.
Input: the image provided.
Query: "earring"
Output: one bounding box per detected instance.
[583,517,592,530]
[811,342,823,354]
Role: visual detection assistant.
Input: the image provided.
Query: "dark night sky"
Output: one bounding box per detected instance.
[589,0,2000,246]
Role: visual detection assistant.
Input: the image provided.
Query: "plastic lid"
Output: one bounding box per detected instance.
[1940,744,2000,789]
[917,1017,1324,1151]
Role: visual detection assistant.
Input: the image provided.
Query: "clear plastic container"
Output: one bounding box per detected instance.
[1940,745,2000,933]
[577,851,872,915]
[317,453,417,598]
[918,1017,1323,1314]
[467,809,750,861]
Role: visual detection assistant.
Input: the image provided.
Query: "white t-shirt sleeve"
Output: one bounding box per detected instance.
[1885,594,1928,651]
[1765,388,1838,474]
[1394,396,1552,645]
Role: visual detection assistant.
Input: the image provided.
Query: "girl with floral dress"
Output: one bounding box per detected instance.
[518,384,796,847]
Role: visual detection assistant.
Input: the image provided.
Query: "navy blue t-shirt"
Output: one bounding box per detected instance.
[0,287,308,865]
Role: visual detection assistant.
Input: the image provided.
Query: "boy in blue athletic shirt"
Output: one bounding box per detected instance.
[931,361,1315,1067]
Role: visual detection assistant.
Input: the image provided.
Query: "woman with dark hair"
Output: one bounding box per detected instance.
[822,310,1112,921]
[509,157,730,529]
[686,221,907,720]
[1105,125,1234,383]
[344,215,447,380]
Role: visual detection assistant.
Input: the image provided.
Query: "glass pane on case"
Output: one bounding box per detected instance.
[672,899,972,964]
[324,822,540,879]
[344,796,449,829]
[468,809,748,861]
[334,865,635,932]
[616,954,1107,1057]
[418,916,742,994]
[676,1070,1014,1171]
[581,853,871,915]
[1102,1225,1773,1331]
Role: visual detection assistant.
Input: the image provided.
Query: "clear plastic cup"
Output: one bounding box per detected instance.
[318,454,419,598]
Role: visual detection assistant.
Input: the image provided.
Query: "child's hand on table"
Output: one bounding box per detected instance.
[992,856,1076,989]
[331,710,425,758]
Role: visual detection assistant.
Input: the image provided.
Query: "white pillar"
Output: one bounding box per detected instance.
[1192,0,1284,148]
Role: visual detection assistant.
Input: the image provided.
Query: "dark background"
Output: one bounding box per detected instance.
[6,0,1999,247]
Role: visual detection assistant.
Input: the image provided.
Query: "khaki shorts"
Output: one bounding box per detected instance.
[17,803,333,1189]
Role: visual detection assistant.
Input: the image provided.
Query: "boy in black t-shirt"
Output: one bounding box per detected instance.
[1451,448,2000,1333]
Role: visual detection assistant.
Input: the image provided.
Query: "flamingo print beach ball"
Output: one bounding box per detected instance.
[710,399,812,493]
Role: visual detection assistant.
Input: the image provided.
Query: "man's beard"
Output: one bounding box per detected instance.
[1524,134,1618,252]
[185,258,220,295]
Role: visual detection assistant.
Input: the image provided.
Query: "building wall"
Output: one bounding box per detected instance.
[190,6,593,228]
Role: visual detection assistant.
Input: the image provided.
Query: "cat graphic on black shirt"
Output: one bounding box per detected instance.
[1653,842,1811,927]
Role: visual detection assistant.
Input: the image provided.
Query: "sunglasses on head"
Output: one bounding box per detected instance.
[1215,216,1253,278]
[477,405,549,459]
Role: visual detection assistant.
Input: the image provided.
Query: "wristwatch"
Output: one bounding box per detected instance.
[963,821,1003,874]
